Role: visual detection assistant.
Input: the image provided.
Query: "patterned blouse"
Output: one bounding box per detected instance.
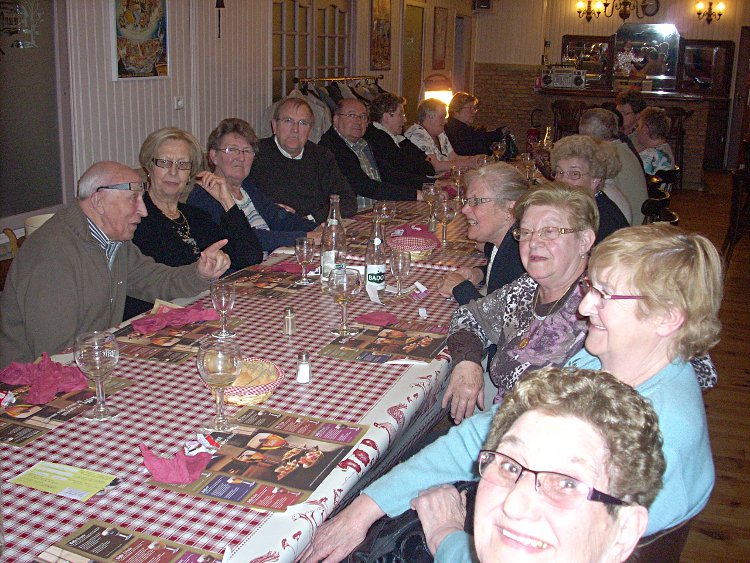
[404,123,454,161]
[640,142,674,175]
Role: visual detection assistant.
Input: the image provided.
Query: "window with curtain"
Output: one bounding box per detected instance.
[272,0,350,101]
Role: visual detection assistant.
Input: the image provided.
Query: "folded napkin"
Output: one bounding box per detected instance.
[354,311,401,327]
[388,224,440,251]
[139,443,212,484]
[131,303,219,336]
[264,262,303,274]
[0,353,88,405]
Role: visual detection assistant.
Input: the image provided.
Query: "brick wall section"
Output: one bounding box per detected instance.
[473,62,712,190]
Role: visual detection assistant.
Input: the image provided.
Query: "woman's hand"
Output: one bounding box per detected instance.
[195,171,235,211]
[442,360,485,424]
[277,202,297,214]
[297,495,384,563]
[306,224,324,246]
[437,268,483,298]
[410,485,467,556]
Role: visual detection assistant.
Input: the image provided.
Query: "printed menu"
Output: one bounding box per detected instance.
[151,406,367,512]
[223,267,306,298]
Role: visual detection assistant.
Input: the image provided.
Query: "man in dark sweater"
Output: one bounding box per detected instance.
[319,99,420,208]
[247,97,357,223]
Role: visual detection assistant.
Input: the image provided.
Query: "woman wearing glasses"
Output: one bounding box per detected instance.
[126,127,262,319]
[444,182,596,423]
[551,134,629,243]
[187,118,318,254]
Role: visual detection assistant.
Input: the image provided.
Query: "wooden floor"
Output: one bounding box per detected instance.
[669,171,750,562]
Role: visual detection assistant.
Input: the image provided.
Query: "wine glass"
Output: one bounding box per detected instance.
[210,279,236,338]
[196,339,243,433]
[491,140,507,162]
[375,201,396,223]
[74,331,120,421]
[294,237,315,286]
[436,199,458,246]
[422,183,440,221]
[328,268,361,337]
[390,250,412,296]
[521,152,535,181]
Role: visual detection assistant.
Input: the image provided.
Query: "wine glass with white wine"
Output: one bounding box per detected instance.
[328,268,361,337]
[196,339,243,433]
[74,331,120,421]
[210,279,236,338]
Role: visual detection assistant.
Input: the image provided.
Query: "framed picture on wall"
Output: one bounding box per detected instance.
[432,6,448,70]
[112,0,168,80]
[370,0,391,71]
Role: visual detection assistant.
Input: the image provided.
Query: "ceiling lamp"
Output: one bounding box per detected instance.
[696,1,724,23]
[577,1,605,21]
[600,0,659,21]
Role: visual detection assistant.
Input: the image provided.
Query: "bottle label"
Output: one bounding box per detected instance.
[366,264,386,290]
[321,250,336,280]
[327,219,339,226]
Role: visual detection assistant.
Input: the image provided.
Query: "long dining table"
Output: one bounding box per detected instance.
[1,201,484,562]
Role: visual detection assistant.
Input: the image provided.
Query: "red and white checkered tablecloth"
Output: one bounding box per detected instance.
[1,208,485,562]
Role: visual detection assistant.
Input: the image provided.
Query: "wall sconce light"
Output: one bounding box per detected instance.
[696,1,724,23]
[422,73,454,105]
[577,1,605,21]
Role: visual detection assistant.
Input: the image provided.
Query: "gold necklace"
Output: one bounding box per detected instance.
[168,209,199,255]
[518,286,570,350]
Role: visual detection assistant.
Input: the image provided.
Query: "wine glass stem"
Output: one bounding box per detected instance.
[301,263,308,282]
[442,222,448,246]
[340,302,348,332]
[214,387,228,428]
[220,311,227,334]
[396,277,402,296]
[94,378,107,414]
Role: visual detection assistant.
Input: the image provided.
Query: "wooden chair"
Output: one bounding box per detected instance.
[626,518,693,563]
[641,188,671,224]
[721,169,750,268]
[551,99,588,141]
[2,228,20,257]
[659,107,693,190]
[654,166,680,193]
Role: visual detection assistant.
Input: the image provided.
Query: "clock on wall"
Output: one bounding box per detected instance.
[643,0,660,17]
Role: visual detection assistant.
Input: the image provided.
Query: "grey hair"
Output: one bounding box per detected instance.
[579,108,619,141]
[464,162,529,204]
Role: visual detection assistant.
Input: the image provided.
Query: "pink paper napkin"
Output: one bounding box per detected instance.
[0,353,89,405]
[264,262,302,274]
[131,303,219,336]
[139,443,212,484]
[354,311,401,327]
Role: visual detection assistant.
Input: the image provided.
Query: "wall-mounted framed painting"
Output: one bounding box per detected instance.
[432,6,448,70]
[113,0,168,80]
[370,0,391,71]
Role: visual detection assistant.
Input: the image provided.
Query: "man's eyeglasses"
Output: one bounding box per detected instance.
[338,112,368,121]
[580,276,645,302]
[512,226,579,241]
[96,182,147,195]
[477,450,627,509]
[465,196,499,207]
[277,117,312,128]
[152,158,192,171]
[553,170,590,181]
[217,146,256,158]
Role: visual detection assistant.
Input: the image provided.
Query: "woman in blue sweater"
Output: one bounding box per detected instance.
[187,118,319,254]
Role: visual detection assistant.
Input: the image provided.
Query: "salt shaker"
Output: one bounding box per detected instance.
[296,351,311,384]
[283,307,296,336]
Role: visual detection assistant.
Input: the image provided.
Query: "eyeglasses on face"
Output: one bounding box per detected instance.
[388,111,406,119]
[465,196,499,208]
[217,146,256,158]
[553,169,590,181]
[338,112,368,121]
[477,450,627,509]
[152,158,192,171]
[512,226,579,242]
[96,181,147,195]
[277,116,312,128]
[579,276,645,302]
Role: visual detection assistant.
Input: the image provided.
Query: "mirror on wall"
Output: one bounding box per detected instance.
[677,40,735,97]
[561,35,615,89]
[614,23,679,91]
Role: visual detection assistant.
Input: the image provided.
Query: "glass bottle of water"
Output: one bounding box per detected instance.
[365,219,386,291]
[320,195,347,286]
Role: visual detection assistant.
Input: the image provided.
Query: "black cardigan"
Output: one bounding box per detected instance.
[363,124,435,189]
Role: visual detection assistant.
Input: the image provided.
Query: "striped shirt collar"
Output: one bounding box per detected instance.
[86,218,122,269]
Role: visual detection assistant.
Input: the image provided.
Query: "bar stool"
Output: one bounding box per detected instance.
[721,138,750,269]
[551,100,588,141]
[660,107,693,190]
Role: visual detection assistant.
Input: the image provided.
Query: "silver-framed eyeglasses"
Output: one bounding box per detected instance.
[477,450,628,508]
[580,276,645,302]
[512,226,579,241]
[96,182,147,195]
[218,146,256,158]
[338,112,368,121]
[553,169,590,181]
[152,158,192,171]
[277,116,312,128]
[465,196,500,207]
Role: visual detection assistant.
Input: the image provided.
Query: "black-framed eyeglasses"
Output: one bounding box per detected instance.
[96,182,147,194]
[580,276,645,302]
[553,170,590,181]
[477,450,627,509]
[337,112,368,121]
[276,116,312,128]
[217,146,256,158]
[152,158,192,171]
[512,226,579,241]
[465,196,500,207]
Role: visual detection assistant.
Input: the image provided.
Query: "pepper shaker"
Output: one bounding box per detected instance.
[296,351,311,384]
[283,307,296,336]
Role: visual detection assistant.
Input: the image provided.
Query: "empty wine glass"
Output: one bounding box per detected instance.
[196,339,243,433]
[375,201,396,223]
[422,183,440,221]
[211,279,236,338]
[74,331,120,421]
[390,250,412,296]
[436,199,458,246]
[328,268,361,337]
[294,237,315,286]
[491,140,507,162]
